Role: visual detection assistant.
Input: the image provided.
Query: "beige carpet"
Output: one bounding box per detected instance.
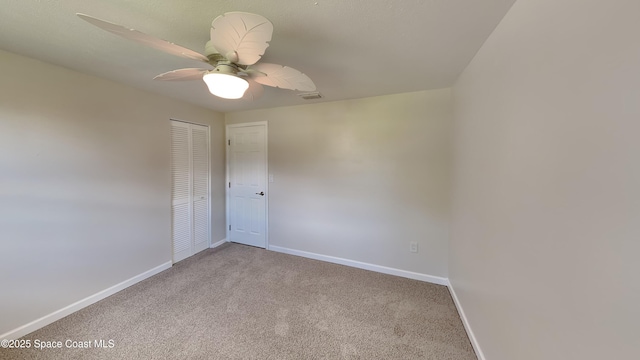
[2,244,476,360]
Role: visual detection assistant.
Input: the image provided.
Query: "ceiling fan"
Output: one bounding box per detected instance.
[77,12,316,100]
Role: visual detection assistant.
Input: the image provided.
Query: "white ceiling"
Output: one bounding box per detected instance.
[0,0,516,112]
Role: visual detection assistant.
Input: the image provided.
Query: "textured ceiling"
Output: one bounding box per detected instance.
[0,0,516,112]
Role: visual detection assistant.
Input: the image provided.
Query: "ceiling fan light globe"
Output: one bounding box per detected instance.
[203,72,249,99]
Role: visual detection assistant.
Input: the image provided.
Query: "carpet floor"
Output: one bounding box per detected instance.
[2,243,476,360]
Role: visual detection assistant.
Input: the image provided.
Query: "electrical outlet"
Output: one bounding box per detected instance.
[410,241,418,253]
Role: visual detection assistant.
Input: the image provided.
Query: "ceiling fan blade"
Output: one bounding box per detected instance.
[153,68,209,81]
[77,13,209,63]
[210,12,273,66]
[243,78,264,101]
[248,63,316,91]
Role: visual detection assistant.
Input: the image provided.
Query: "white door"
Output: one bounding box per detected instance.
[227,123,267,248]
[171,120,210,262]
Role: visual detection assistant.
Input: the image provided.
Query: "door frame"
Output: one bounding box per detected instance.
[225,121,269,249]
[170,118,212,263]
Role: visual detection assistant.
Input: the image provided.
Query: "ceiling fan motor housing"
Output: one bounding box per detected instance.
[204,40,225,64]
[212,63,239,76]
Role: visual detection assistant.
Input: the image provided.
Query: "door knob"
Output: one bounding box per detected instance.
[256,191,265,196]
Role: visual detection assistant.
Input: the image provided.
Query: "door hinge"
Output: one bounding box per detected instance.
[228,182,231,188]
[229,225,231,231]
[228,139,230,146]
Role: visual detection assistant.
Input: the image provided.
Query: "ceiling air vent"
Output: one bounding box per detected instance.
[297,92,323,100]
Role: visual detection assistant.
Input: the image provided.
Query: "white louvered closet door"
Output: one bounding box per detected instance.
[191,124,210,254]
[171,121,210,263]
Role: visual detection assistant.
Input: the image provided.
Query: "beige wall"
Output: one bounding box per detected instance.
[0,50,226,335]
[450,0,640,359]
[226,89,452,277]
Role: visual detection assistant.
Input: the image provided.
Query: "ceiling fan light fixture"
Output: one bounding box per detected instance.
[202,72,249,99]
[77,12,315,101]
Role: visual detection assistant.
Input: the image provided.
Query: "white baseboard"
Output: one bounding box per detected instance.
[0,261,172,340]
[210,238,227,249]
[268,245,448,286]
[447,280,486,360]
